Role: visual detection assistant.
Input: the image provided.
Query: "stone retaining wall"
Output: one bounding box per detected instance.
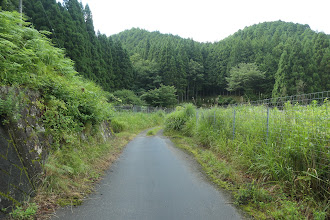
[0,87,51,218]
[0,87,113,218]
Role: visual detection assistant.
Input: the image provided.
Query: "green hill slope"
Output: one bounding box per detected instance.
[113,21,330,99]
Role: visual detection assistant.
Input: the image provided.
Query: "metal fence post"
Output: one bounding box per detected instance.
[213,109,216,126]
[266,107,270,145]
[196,110,198,126]
[232,108,236,140]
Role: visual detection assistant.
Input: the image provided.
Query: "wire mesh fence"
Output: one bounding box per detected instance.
[197,91,329,196]
[247,91,330,108]
[113,105,174,114]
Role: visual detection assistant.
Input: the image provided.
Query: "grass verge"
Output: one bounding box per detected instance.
[164,103,329,219]
[165,132,323,219]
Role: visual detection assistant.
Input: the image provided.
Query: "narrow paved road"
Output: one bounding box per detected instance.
[52,131,245,220]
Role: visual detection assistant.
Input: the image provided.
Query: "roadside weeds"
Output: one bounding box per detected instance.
[165,132,327,219]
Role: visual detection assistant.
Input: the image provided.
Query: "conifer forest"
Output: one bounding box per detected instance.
[1,0,329,101]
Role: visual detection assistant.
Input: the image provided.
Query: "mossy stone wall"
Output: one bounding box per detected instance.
[0,87,52,217]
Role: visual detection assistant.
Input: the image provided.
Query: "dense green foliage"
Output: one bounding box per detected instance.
[164,104,195,133]
[226,63,265,97]
[112,89,145,106]
[113,23,330,99]
[0,11,113,145]
[113,29,207,101]
[165,102,329,218]
[9,202,38,220]
[0,0,19,11]
[141,84,177,107]
[1,0,134,92]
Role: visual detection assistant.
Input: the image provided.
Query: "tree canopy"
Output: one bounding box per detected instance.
[113,22,330,99]
[20,0,133,92]
[2,1,329,100]
[226,63,265,97]
[141,84,177,107]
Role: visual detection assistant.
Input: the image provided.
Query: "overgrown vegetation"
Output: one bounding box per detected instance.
[0,11,168,219]
[0,11,113,146]
[141,84,178,107]
[164,102,329,219]
[112,89,145,106]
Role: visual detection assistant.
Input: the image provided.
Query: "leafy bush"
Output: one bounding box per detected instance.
[217,95,237,105]
[113,89,145,106]
[226,63,265,95]
[141,84,177,107]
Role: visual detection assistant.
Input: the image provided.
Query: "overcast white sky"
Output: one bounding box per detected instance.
[58,0,330,43]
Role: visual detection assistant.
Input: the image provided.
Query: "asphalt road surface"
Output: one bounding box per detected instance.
[52,130,245,220]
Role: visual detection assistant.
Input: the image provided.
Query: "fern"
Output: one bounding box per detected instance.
[0,11,114,146]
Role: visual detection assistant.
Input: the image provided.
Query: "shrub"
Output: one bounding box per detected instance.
[217,95,237,105]
[113,89,145,106]
[164,110,186,131]
[164,104,196,133]
[141,84,177,107]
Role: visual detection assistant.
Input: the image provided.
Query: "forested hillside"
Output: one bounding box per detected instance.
[1,0,329,100]
[113,29,210,101]
[1,0,133,92]
[113,23,330,100]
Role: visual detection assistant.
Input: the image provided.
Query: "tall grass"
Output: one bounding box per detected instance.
[112,111,165,134]
[165,101,329,217]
